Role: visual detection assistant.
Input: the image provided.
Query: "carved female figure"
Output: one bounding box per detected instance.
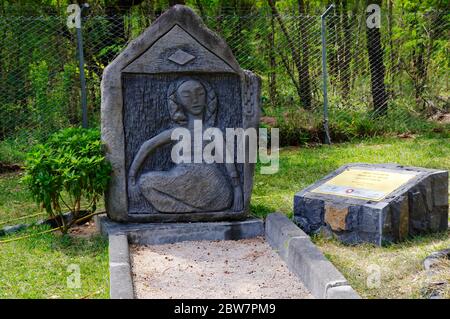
[128,77,243,213]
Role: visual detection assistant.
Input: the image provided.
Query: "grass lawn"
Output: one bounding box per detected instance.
[0,228,109,298]
[0,134,449,298]
[252,134,450,299]
[0,176,109,299]
[252,134,450,218]
[0,172,46,225]
[315,232,450,299]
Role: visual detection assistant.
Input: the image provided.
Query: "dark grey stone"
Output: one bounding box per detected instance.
[294,163,448,245]
[293,196,324,233]
[2,224,27,235]
[265,213,360,299]
[423,248,450,271]
[101,5,261,223]
[96,214,264,245]
[0,211,91,237]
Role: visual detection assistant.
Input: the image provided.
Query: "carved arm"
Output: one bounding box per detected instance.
[128,129,174,183]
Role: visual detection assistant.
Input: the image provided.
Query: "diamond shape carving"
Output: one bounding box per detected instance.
[168,49,196,65]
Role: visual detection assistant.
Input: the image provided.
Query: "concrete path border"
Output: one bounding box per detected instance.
[265,213,360,299]
[108,234,134,299]
[96,214,264,245]
[98,214,265,299]
[102,213,360,299]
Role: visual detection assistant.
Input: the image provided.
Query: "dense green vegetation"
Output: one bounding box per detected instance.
[0,0,448,163]
[0,0,448,299]
[22,128,111,233]
[1,135,448,298]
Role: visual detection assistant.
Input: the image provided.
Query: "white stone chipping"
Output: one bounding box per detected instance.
[130,237,313,299]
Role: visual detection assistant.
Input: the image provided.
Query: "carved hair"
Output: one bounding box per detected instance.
[167,77,217,127]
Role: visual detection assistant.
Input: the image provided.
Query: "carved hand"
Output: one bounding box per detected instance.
[128,176,141,203]
[129,175,136,186]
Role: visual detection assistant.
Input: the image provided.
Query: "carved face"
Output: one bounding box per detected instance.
[176,80,206,116]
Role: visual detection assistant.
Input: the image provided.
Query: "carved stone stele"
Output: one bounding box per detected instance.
[101,5,261,222]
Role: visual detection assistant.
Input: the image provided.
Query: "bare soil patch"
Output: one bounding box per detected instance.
[130,237,312,299]
[67,220,97,238]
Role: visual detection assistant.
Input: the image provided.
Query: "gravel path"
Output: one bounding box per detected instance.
[130,237,313,299]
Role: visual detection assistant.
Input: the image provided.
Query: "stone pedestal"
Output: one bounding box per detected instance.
[294,163,448,245]
[95,214,264,245]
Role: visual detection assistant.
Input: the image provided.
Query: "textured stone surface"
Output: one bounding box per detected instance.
[101,5,260,222]
[96,214,264,245]
[265,213,360,299]
[326,285,360,299]
[423,249,450,271]
[123,74,241,214]
[324,203,349,231]
[109,234,134,299]
[265,213,309,260]
[294,163,448,245]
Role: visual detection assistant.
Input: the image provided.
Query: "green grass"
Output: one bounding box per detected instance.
[0,172,43,225]
[0,171,105,227]
[314,232,450,299]
[0,175,108,299]
[0,226,109,298]
[0,134,448,298]
[251,134,450,218]
[251,134,450,299]
[0,138,29,165]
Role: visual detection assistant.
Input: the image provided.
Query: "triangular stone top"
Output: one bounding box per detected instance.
[122,24,236,74]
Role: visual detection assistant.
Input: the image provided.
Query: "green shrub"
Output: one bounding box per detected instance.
[23,127,111,233]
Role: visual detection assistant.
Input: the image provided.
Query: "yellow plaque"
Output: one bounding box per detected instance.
[311,168,418,201]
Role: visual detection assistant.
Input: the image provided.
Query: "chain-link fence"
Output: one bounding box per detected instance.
[0,7,448,162]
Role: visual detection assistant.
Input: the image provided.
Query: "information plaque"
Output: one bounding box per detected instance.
[310,168,418,201]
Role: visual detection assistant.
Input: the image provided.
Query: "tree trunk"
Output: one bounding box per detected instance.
[268,4,277,106]
[340,0,351,99]
[268,0,312,110]
[327,1,338,85]
[297,0,312,109]
[387,0,395,79]
[366,0,388,115]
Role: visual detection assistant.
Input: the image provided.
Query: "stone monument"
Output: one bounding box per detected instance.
[294,163,448,245]
[101,5,261,224]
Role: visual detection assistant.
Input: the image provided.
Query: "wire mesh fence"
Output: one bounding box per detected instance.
[0,7,448,161]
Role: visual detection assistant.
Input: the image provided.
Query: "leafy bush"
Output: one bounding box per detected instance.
[23,128,111,233]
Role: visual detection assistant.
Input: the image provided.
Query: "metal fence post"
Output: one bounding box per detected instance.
[76,4,89,129]
[321,4,335,145]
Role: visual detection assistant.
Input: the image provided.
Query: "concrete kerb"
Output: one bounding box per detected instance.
[101,213,360,299]
[108,234,134,299]
[97,214,265,299]
[265,213,361,299]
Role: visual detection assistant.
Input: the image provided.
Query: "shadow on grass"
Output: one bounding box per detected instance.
[1,224,107,258]
[250,203,274,219]
[313,229,450,251]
